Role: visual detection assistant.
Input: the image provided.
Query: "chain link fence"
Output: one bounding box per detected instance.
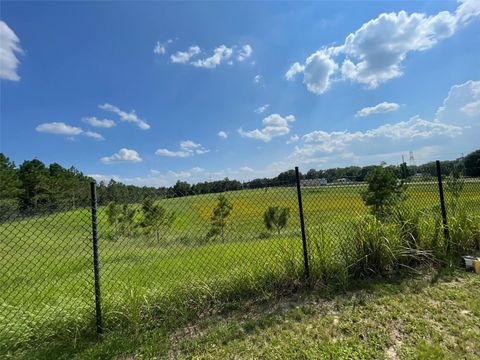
[1,162,479,352]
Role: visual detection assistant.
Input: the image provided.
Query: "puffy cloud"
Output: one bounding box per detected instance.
[100,148,142,164]
[356,102,400,117]
[255,104,270,114]
[82,116,116,128]
[302,50,339,94]
[287,0,480,93]
[36,122,83,136]
[437,80,480,123]
[0,21,23,81]
[98,103,150,130]
[238,114,295,142]
[170,45,201,63]
[36,122,104,140]
[237,44,253,61]
[191,45,233,69]
[291,79,479,164]
[217,130,228,139]
[155,140,209,157]
[170,43,252,68]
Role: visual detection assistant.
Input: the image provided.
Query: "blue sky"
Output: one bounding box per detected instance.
[1,0,479,186]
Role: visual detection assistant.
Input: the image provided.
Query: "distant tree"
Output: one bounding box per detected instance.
[173,181,192,197]
[18,159,51,210]
[263,207,290,235]
[275,170,298,185]
[362,166,405,219]
[464,149,480,177]
[207,195,233,241]
[140,198,176,242]
[0,153,23,215]
[110,204,138,237]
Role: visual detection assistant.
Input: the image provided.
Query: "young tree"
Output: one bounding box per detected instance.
[362,166,405,220]
[106,202,121,226]
[446,167,464,212]
[263,207,290,235]
[140,198,176,242]
[207,195,233,241]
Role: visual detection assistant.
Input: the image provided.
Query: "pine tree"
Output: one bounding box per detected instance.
[207,195,233,241]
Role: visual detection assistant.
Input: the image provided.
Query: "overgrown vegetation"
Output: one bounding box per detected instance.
[1,153,479,357]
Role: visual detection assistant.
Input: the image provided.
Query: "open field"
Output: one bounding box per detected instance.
[1,181,479,355]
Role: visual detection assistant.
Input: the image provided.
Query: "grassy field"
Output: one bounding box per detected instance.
[1,181,479,356]
[5,269,480,359]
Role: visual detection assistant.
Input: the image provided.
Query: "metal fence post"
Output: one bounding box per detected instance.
[435,160,450,251]
[90,181,103,335]
[295,167,310,280]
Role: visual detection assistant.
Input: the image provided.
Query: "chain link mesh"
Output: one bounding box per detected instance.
[1,170,479,352]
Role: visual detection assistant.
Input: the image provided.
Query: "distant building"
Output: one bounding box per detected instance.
[336,178,349,183]
[301,178,328,186]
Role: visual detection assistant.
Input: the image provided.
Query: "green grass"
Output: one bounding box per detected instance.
[1,182,479,356]
[6,269,480,359]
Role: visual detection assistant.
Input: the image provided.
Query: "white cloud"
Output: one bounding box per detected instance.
[217,130,228,139]
[191,45,233,69]
[302,50,339,94]
[180,140,202,149]
[437,79,480,124]
[461,100,480,116]
[255,104,270,114]
[0,21,23,81]
[83,131,105,141]
[168,170,191,178]
[239,166,254,172]
[100,148,142,164]
[82,116,116,128]
[291,79,479,164]
[287,0,480,93]
[155,140,209,157]
[287,134,300,144]
[254,74,263,84]
[238,114,295,142]
[285,62,304,81]
[98,103,150,130]
[36,122,83,136]
[356,102,400,117]
[237,44,253,61]
[154,42,166,55]
[170,45,201,63]
[36,122,104,140]
[155,149,192,158]
[191,167,205,173]
[153,39,173,55]
[170,43,252,68]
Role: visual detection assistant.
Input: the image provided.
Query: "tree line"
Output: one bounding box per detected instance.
[1,149,478,217]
